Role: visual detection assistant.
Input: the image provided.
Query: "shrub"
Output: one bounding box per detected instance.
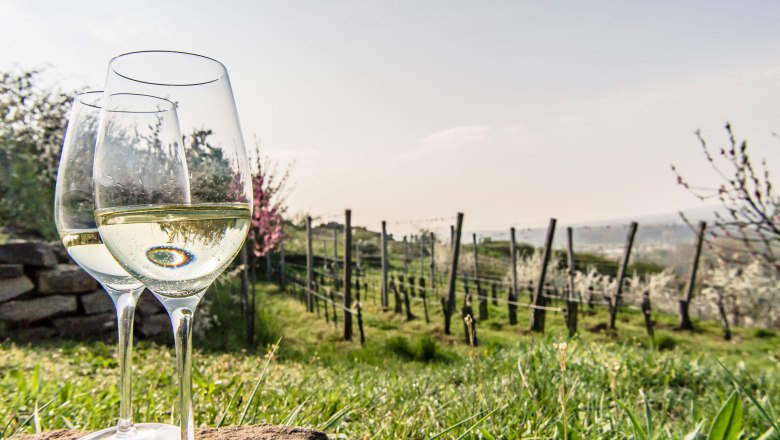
[385,336,414,360]
[753,328,776,339]
[654,333,677,351]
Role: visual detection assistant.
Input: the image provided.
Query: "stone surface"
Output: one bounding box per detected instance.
[9,425,328,440]
[0,263,24,279]
[136,291,164,316]
[0,242,57,268]
[80,289,115,315]
[138,312,170,337]
[0,275,34,302]
[47,241,74,264]
[0,295,78,323]
[35,265,97,294]
[53,312,115,337]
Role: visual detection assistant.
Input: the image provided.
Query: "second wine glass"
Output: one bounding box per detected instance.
[55,91,179,440]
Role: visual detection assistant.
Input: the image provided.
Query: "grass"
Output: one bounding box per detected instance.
[1,281,779,439]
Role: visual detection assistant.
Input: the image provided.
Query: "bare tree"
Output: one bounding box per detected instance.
[672,123,779,271]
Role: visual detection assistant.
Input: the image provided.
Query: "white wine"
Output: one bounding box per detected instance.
[61,230,144,292]
[95,203,251,297]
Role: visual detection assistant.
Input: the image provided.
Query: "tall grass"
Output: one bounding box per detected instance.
[1,284,778,439]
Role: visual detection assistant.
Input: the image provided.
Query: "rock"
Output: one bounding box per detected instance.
[47,241,74,265]
[9,424,328,440]
[9,326,57,340]
[0,242,57,268]
[80,289,115,315]
[136,292,164,316]
[0,275,35,303]
[35,265,97,294]
[53,312,115,337]
[138,312,170,337]
[0,295,78,323]
[0,264,24,279]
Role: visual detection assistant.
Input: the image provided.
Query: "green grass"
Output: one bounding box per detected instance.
[1,282,778,439]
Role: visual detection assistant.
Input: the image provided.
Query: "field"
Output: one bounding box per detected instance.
[1,282,778,439]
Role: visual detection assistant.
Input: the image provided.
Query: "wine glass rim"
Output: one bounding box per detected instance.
[75,90,104,109]
[109,50,227,87]
[104,92,177,114]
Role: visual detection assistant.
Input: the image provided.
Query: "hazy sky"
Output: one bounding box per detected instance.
[3,1,780,234]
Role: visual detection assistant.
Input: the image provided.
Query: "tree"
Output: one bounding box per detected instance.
[0,70,77,239]
[672,124,779,270]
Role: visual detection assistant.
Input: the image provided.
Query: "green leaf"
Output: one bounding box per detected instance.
[617,400,648,440]
[708,391,742,440]
[756,427,776,440]
[715,357,780,433]
[641,389,654,437]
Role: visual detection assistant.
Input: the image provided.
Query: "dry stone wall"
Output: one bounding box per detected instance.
[0,241,170,340]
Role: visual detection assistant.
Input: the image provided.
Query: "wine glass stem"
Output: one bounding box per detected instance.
[170,307,195,440]
[109,288,143,438]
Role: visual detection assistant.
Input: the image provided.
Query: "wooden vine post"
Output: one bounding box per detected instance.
[444,213,464,335]
[332,229,340,291]
[679,221,706,331]
[608,221,638,330]
[381,221,389,312]
[565,227,578,336]
[430,231,436,293]
[343,209,353,341]
[530,218,556,333]
[508,227,518,325]
[306,216,314,312]
[473,233,488,321]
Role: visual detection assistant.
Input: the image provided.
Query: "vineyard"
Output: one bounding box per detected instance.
[252,210,780,349]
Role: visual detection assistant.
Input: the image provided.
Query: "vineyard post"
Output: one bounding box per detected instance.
[566,227,578,336]
[403,277,413,321]
[679,221,706,331]
[450,225,455,246]
[381,221,389,311]
[474,234,488,321]
[330,290,338,326]
[642,289,654,337]
[509,227,518,325]
[420,276,429,323]
[343,209,353,341]
[530,218,556,333]
[419,234,425,279]
[391,276,402,314]
[491,283,497,306]
[444,213,464,335]
[403,235,409,278]
[608,221,638,330]
[430,232,436,291]
[333,229,339,291]
[306,216,314,312]
[356,299,365,345]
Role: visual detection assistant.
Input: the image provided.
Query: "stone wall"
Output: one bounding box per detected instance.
[0,241,169,340]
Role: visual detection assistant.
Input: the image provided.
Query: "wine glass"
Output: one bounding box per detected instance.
[94,52,252,440]
[54,91,179,440]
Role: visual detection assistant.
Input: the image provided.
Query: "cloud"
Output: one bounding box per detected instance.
[764,67,780,78]
[399,125,492,161]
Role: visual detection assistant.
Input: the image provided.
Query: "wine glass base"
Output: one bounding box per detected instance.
[78,423,180,440]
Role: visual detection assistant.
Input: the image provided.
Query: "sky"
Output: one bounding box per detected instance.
[2,0,780,235]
